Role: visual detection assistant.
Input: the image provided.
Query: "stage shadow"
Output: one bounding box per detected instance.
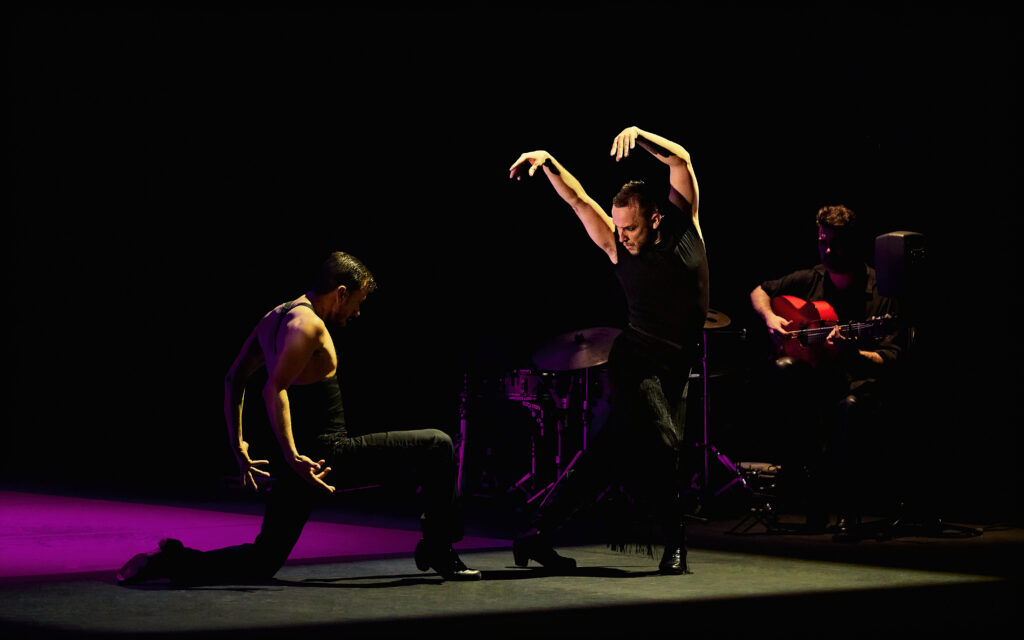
[288,567,664,585]
[484,567,663,580]
[112,566,670,590]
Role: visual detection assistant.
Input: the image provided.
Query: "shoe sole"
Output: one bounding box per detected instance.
[414,540,481,580]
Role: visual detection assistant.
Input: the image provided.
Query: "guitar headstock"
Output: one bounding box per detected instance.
[848,314,897,341]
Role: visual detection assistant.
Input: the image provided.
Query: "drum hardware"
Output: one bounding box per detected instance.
[505,399,551,503]
[502,369,551,403]
[508,384,592,505]
[456,372,468,495]
[689,309,754,514]
[464,316,749,508]
[458,365,560,501]
[544,373,578,475]
[530,328,617,437]
[469,320,766,506]
[528,328,620,503]
[724,462,793,534]
[481,328,616,503]
[703,308,732,330]
[531,327,621,372]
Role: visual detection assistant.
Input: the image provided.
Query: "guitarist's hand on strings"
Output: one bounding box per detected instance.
[825,325,845,346]
[826,327,884,365]
[764,312,793,340]
[825,325,853,356]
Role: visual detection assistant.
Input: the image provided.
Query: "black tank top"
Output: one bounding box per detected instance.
[273,302,347,443]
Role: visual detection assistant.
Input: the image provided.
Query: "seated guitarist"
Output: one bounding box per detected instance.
[750,204,903,539]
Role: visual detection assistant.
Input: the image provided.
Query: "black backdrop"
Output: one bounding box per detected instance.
[6,5,1019,521]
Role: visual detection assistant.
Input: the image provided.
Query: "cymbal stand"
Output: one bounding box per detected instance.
[552,373,581,477]
[456,372,468,496]
[523,369,602,506]
[557,370,590,477]
[506,398,550,504]
[691,329,750,511]
[523,372,582,504]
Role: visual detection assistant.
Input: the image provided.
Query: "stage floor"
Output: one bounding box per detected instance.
[1,486,1021,638]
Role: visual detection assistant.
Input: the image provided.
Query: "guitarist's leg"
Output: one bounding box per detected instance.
[768,356,831,529]
[831,380,885,536]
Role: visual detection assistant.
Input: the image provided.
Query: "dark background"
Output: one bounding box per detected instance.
[5,5,1019,522]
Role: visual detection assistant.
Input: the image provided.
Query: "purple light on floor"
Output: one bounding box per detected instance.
[0,491,507,580]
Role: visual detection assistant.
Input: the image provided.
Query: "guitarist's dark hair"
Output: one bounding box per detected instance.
[815,204,857,230]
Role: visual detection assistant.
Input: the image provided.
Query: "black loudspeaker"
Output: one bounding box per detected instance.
[875,231,925,298]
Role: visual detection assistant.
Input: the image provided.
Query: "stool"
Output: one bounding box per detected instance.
[726,462,795,534]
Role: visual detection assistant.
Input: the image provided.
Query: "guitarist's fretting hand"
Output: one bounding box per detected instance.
[823,325,859,358]
[824,327,883,364]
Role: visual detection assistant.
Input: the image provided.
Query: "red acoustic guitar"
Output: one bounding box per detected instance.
[770,295,893,366]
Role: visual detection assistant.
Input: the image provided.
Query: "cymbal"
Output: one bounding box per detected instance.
[532,327,622,372]
[704,309,731,330]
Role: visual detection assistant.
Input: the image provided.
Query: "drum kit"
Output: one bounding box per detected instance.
[459,308,749,510]
[461,327,619,505]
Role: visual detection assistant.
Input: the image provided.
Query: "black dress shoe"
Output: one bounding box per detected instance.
[116,538,184,585]
[414,539,482,581]
[832,516,862,543]
[512,530,576,572]
[658,545,690,575]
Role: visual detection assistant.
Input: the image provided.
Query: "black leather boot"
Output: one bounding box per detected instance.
[658,523,689,575]
[414,539,482,581]
[512,528,576,572]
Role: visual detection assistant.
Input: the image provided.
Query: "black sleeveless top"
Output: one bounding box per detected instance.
[274,302,347,444]
[612,205,709,348]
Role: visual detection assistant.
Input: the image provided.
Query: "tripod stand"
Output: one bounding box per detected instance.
[689,319,753,516]
[686,319,804,534]
[835,503,984,542]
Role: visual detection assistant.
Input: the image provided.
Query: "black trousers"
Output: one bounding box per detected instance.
[532,328,696,544]
[167,427,461,585]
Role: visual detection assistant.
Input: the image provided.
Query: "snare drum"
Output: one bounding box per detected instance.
[503,369,548,401]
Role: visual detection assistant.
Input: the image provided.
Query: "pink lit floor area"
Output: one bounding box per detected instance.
[0,490,509,582]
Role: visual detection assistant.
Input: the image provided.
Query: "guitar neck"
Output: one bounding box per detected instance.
[792,320,887,344]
